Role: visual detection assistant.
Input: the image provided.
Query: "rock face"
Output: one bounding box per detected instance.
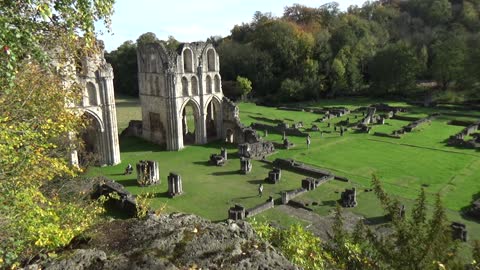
[35,213,296,270]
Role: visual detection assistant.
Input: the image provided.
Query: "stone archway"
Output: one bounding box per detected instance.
[78,111,103,167]
[225,128,234,143]
[180,99,202,146]
[205,96,222,141]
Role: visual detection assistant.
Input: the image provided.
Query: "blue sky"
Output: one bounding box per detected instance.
[98,0,368,52]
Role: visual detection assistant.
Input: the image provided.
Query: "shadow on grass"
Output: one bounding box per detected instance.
[154,191,171,198]
[211,171,239,176]
[117,179,138,187]
[364,216,389,225]
[321,200,337,207]
[193,161,211,167]
[250,116,283,124]
[231,195,258,201]
[260,163,273,170]
[248,179,266,185]
[120,137,165,153]
[460,191,480,223]
[111,173,128,176]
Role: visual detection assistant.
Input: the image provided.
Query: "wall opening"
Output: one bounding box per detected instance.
[206,75,212,94]
[206,98,221,141]
[183,49,193,73]
[214,75,221,93]
[207,49,215,71]
[181,77,189,96]
[191,76,198,95]
[78,112,102,167]
[181,100,199,145]
[226,128,234,143]
[86,82,98,106]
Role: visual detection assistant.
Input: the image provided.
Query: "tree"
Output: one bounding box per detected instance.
[236,76,252,101]
[408,0,452,25]
[279,78,304,102]
[136,32,159,45]
[369,42,421,95]
[0,0,114,90]
[106,41,139,96]
[0,0,114,267]
[217,40,274,97]
[431,33,467,90]
[361,176,459,269]
[253,20,314,79]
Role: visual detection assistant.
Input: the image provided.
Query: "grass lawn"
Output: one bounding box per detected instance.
[89,95,480,253]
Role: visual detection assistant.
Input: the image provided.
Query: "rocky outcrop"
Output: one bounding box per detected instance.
[30,213,296,270]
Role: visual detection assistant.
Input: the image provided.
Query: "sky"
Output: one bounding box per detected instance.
[97,0,368,52]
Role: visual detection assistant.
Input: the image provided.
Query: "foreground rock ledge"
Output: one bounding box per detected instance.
[26,213,297,270]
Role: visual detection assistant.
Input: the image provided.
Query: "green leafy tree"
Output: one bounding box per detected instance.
[136,32,159,45]
[408,0,452,25]
[217,40,274,97]
[0,0,114,90]
[362,176,459,269]
[253,20,314,79]
[279,78,304,102]
[251,220,331,270]
[236,76,252,101]
[369,42,420,95]
[106,40,139,96]
[0,0,114,267]
[431,33,467,90]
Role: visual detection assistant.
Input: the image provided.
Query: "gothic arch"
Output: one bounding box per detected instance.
[181,77,189,96]
[207,49,216,71]
[206,75,212,94]
[179,98,202,145]
[183,48,193,73]
[79,110,104,166]
[83,109,104,132]
[191,76,199,95]
[205,96,222,140]
[214,75,221,93]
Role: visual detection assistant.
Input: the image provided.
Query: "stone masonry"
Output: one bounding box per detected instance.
[71,41,121,166]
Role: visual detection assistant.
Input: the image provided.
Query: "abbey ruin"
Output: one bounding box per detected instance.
[136,41,260,150]
[71,41,121,166]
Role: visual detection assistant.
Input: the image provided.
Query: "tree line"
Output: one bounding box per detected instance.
[108,0,480,104]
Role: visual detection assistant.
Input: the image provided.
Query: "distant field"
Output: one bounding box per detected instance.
[88,96,480,253]
[115,94,142,132]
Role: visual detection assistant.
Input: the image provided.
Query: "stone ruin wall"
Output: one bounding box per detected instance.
[70,40,121,166]
[137,41,224,150]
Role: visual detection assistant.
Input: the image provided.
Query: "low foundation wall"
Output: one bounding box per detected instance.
[251,122,308,137]
[273,158,334,178]
[282,188,308,204]
[246,198,275,218]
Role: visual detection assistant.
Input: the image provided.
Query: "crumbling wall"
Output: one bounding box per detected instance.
[222,97,262,144]
[281,188,308,204]
[238,141,275,159]
[246,197,275,217]
[250,122,308,137]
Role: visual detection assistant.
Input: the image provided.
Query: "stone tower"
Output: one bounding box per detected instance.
[72,41,121,166]
[137,42,224,150]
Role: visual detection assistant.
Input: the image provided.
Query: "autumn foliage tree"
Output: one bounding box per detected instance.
[0,0,114,267]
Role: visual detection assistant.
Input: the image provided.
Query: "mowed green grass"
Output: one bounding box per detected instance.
[89,96,480,248]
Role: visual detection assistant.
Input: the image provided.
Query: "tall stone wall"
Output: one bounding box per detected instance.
[72,41,121,166]
[137,42,224,151]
